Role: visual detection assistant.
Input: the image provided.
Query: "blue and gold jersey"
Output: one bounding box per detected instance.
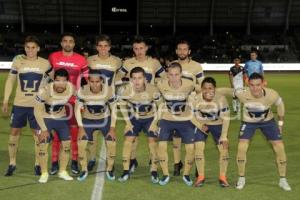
[235,88,282,123]
[35,82,75,119]
[119,56,165,84]
[189,92,230,125]
[87,54,122,87]
[175,59,204,85]
[118,83,160,119]
[4,55,52,107]
[76,84,116,120]
[157,79,194,121]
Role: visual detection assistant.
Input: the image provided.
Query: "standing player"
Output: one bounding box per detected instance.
[3,36,52,176]
[229,57,245,113]
[34,69,75,183]
[190,77,230,187]
[118,36,165,84]
[117,36,165,172]
[48,33,88,175]
[175,40,204,85]
[118,67,160,183]
[88,34,122,87]
[75,70,117,181]
[155,62,195,186]
[244,50,264,83]
[235,73,291,191]
[86,34,122,171]
[172,40,204,176]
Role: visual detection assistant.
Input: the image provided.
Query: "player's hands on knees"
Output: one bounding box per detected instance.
[2,103,8,113]
[106,127,116,141]
[149,124,158,133]
[219,139,229,149]
[124,123,134,134]
[78,126,87,140]
[38,130,50,143]
[201,124,209,133]
[149,124,159,136]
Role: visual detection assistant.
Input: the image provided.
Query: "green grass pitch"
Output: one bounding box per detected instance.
[0,72,299,200]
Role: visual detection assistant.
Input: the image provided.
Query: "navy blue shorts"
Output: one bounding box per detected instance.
[158,120,195,144]
[125,117,156,138]
[10,105,38,129]
[82,117,112,141]
[239,119,282,141]
[44,118,70,141]
[195,124,222,144]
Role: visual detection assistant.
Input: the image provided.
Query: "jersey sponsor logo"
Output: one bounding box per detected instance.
[21,67,42,72]
[56,61,78,68]
[163,93,187,101]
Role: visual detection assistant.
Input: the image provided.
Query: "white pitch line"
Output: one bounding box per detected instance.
[91,140,106,200]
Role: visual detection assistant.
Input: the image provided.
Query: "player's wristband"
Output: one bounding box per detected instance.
[278,120,284,126]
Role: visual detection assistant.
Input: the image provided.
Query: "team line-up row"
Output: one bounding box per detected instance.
[2,34,290,191]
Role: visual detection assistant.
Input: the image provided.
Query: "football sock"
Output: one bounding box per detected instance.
[272,142,287,177]
[158,141,169,176]
[183,143,194,176]
[173,137,182,164]
[195,141,205,177]
[78,139,88,171]
[236,141,249,176]
[106,140,116,171]
[59,141,71,172]
[148,142,159,171]
[8,135,20,165]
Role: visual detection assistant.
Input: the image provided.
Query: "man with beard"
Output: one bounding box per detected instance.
[34,69,75,183]
[48,33,88,175]
[172,40,204,177]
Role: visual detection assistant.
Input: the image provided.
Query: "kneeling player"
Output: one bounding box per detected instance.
[75,70,117,181]
[190,77,230,187]
[156,62,195,186]
[235,73,291,191]
[34,69,74,183]
[118,67,160,183]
